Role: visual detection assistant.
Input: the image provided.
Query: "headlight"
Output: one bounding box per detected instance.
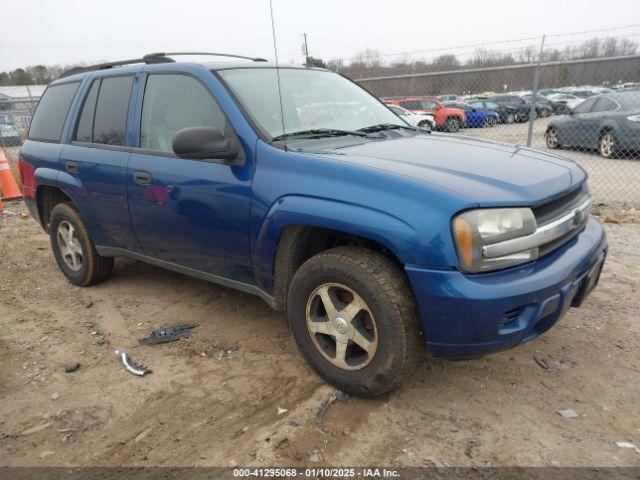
[452,208,537,273]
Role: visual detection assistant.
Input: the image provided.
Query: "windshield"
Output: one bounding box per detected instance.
[218,68,405,138]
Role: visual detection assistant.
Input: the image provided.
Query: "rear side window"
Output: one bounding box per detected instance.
[28,82,80,142]
[73,76,133,146]
[93,76,134,146]
[140,74,228,153]
[400,101,422,110]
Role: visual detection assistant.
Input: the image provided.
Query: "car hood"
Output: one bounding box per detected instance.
[315,134,586,206]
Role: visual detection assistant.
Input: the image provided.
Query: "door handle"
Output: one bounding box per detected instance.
[65,161,79,173]
[133,171,152,185]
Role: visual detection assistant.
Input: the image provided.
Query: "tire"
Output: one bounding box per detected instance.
[481,117,490,128]
[445,117,461,132]
[487,116,497,127]
[545,127,561,149]
[49,203,114,287]
[599,130,619,159]
[287,246,420,397]
[505,112,515,124]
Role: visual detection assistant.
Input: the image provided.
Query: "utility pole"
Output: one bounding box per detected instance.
[303,33,310,66]
[526,34,546,147]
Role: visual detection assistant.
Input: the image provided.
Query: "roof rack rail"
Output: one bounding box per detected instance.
[60,52,267,78]
[60,55,174,78]
[143,52,269,62]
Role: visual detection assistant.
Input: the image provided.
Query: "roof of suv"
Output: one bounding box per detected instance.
[56,53,321,83]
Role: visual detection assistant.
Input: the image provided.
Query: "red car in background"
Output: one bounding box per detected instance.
[384,97,466,132]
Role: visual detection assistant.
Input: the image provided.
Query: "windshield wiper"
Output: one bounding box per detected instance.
[271,128,369,142]
[357,123,422,133]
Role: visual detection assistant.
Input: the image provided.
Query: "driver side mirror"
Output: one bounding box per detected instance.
[172,127,239,162]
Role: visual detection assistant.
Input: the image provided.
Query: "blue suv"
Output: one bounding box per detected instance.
[19,53,607,396]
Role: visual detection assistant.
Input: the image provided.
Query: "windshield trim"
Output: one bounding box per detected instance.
[213,67,411,143]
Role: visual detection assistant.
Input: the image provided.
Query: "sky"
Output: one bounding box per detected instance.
[1,0,640,72]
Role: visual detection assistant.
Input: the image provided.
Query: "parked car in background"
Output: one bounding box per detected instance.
[436,94,459,102]
[0,124,23,147]
[384,97,466,132]
[520,94,554,118]
[487,95,530,123]
[567,89,598,99]
[547,93,584,112]
[539,88,561,97]
[386,104,435,129]
[468,99,519,124]
[444,101,499,127]
[545,92,640,159]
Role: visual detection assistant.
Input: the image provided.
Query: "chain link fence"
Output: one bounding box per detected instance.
[1,55,640,204]
[352,54,640,203]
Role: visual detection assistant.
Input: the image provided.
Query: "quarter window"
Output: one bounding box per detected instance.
[28,82,80,142]
[140,74,228,153]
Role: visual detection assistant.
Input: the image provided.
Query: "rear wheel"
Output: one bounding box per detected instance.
[545,127,561,149]
[505,112,515,124]
[445,117,461,132]
[487,116,497,127]
[50,203,114,287]
[599,131,619,159]
[287,247,420,397]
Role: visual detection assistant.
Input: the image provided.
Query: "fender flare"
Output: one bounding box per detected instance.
[252,195,420,293]
[34,168,83,227]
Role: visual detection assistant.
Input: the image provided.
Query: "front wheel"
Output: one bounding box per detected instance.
[50,203,114,287]
[445,117,461,132]
[545,127,561,149]
[599,131,619,159]
[505,112,515,124]
[287,247,420,397]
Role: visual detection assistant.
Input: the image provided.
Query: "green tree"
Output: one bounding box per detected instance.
[307,56,327,68]
[10,68,33,85]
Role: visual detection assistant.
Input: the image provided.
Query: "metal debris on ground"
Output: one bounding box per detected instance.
[315,390,351,424]
[615,441,640,454]
[115,348,151,376]
[138,323,196,345]
[277,407,288,415]
[533,356,550,370]
[217,343,240,359]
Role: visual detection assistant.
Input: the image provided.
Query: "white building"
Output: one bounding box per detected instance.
[0,85,47,130]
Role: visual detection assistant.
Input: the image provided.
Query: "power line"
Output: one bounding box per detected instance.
[321,23,640,63]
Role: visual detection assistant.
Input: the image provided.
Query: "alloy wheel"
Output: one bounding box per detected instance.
[546,128,559,149]
[305,283,378,370]
[600,132,616,158]
[57,220,84,271]
[446,118,460,132]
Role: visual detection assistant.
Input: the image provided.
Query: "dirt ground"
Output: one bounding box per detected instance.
[0,198,639,468]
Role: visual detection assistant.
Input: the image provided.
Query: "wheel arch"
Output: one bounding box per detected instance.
[253,196,419,311]
[36,184,75,232]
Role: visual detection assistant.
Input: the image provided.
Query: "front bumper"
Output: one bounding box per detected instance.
[406,217,607,359]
